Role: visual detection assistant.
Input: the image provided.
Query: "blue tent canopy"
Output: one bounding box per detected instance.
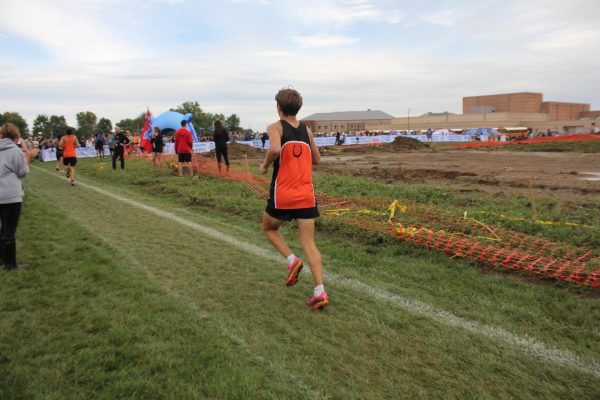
[149,111,199,142]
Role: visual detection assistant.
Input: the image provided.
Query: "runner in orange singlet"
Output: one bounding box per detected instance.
[260,88,328,309]
[59,127,80,186]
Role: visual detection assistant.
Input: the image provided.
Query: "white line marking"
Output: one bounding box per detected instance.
[33,166,600,379]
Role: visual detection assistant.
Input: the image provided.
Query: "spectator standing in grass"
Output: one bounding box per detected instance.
[23,136,34,151]
[260,88,328,309]
[59,127,80,186]
[150,126,164,166]
[261,131,268,148]
[426,128,433,143]
[0,123,39,270]
[174,120,194,177]
[132,132,140,156]
[213,120,230,172]
[95,131,106,159]
[112,127,130,170]
[55,134,64,173]
[107,132,115,157]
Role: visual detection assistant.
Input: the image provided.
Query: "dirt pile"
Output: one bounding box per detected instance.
[384,136,430,151]
[337,137,429,154]
[207,142,265,159]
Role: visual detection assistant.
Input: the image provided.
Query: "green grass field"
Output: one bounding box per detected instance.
[1,157,599,399]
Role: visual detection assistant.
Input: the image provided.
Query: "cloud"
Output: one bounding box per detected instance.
[289,34,359,48]
[420,9,459,27]
[287,0,403,26]
[0,0,599,132]
[0,0,140,63]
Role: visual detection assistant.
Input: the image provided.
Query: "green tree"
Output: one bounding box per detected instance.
[171,101,212,130]
[116,113,145,133]
[33,114,52,138]
[76,111,97,138]
[225,114,241,132]
[97,117,112,133]
[168,102,246,134]
[0,112,29,135]
[171,101,203,118]
[210,113,226,128]
[48,115,68,138]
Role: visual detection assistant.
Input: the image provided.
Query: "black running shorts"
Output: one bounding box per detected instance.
[63,157,77,167]
[265,205,320,221]
[178,153,192,163]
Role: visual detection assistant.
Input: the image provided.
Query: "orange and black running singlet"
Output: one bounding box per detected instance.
[268,120,315,210]
[63,135,77,158]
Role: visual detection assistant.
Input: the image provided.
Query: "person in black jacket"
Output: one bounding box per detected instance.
[213,120,230,172]
[112,127,130,170]
[150,126,164,166]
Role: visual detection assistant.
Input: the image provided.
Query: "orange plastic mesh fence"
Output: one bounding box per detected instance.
[160,153,599,287]
[456,134,600,149]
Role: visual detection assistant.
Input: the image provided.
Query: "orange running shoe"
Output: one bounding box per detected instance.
[306,291,329,309]
[285,257,303,286]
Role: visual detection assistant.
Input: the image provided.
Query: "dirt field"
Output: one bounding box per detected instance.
[319,147,600,200]
[228,141,600,202]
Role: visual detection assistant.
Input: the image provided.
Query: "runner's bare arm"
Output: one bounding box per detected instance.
[74,137,80,148]
[307,127,320,165]
[260,122,282,173]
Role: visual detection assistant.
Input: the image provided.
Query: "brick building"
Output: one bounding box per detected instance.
[463,92,590,120]
[302,92,598,134]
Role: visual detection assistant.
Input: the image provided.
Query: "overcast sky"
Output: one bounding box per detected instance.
[1,0,599,131]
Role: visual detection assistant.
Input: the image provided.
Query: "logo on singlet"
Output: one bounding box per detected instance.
[292,144,303,158]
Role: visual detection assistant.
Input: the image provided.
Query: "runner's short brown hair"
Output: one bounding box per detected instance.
[275,88,303,116]
[0,123,20,141]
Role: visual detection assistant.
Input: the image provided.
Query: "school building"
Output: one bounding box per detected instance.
[302,92,599,133]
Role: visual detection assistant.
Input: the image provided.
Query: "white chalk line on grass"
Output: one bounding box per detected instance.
[104,240,320,399]
[33,167,600,379]
[31,169,319,399]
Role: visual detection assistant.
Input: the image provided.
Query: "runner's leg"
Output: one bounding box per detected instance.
[297,218,323,286]
[262,212,292,258]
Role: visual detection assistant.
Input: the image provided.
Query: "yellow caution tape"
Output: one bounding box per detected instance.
[394,224,432,236]
[322,208,386,217]
[387,200,408,223]
[475,211,595,229]
[463,212,502,242]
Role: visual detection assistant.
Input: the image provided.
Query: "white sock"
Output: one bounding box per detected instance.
[314,284,325,297]
[286,254,296,265]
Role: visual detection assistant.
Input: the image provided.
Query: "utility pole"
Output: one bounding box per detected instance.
[408,108,410,132]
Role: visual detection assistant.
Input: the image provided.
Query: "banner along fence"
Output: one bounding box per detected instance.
[40,133,472,162]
